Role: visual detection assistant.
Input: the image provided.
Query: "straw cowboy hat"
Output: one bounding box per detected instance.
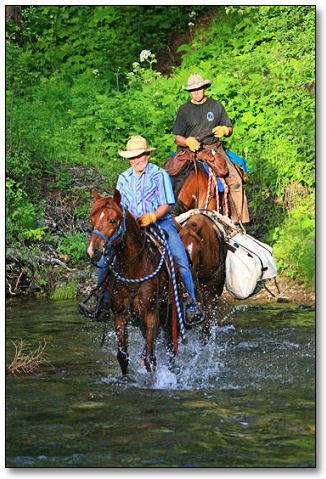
[118,135,156,159]
[182,73,211,91]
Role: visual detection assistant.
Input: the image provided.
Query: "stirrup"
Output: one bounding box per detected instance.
[78,300,96,319]
[94,292,110,322]
[184,303,206,329]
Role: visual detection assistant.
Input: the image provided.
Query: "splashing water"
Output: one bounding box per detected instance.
[6,299,315,467]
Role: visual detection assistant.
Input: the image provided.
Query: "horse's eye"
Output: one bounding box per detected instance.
[109,218,117,224]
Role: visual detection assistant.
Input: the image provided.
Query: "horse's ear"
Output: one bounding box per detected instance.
[173,217,182,233]
[113,188,121,205]
[94,188,102,201]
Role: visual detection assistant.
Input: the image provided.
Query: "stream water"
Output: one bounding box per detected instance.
[6,298,315,468]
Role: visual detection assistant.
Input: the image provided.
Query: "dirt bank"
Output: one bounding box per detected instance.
[221,276,315,308]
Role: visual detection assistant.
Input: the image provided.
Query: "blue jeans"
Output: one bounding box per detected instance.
[157,216,196,301]
[97,216,196,303]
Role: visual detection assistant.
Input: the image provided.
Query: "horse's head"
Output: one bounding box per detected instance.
[87,188,126,262]
[179,218,204,267]
[179,214,219,269]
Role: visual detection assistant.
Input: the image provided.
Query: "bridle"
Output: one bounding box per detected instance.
[91,204,127,253]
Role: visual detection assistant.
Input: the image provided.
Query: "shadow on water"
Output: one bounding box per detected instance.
[6,298,315,467]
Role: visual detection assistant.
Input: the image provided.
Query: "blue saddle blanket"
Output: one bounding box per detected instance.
[225,149,250,173]
[199,162,225,192]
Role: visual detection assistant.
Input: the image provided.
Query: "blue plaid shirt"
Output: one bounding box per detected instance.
[116,162,175,218]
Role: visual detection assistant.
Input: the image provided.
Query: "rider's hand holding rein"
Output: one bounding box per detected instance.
[138,212,157,227]
[212,125,231,139]
[185,136,201,152]
[138,204,170,227]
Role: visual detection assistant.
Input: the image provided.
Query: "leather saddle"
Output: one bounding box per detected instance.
[164,148,228,178]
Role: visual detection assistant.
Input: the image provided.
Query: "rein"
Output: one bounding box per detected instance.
[202,165,229,216]
[90,202,187,343]
[107,237,166,284]
[106,224,186,343]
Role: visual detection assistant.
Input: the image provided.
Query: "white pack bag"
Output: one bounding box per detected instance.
[175,208,277,300]
[225,232,277,299]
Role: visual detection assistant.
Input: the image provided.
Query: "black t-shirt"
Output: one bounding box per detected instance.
[173,97,232,146]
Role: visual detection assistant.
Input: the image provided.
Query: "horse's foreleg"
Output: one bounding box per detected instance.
[200,314,211,344]
[143,312,159,374]
[200,300,212,344]
[114,314,129,376]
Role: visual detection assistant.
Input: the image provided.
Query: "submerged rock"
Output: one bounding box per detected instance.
[298,304,312,310]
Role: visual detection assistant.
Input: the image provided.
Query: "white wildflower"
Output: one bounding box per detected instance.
[188,22,194,27]
[140,49,152,62]
[189,10,196,18]
[92,69,99,75]
[154,92,160,96]
[132,62,140,69]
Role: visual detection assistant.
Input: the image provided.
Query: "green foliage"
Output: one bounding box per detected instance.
[6,176,47,243]
[6,5,315,288]
[272,194,315,289]
[57,233,88,265]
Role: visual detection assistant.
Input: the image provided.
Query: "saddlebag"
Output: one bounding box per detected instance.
[225,232,277,299]
[175,208,277,300]
[164,149,194,177]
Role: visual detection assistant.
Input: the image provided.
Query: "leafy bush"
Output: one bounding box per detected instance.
[57,232,88,265]
[6,5,315,288]
[272,194,315,288]
[6,177,47,243]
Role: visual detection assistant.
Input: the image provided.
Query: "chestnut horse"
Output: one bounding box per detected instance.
[179,213,226,336]
[171,167,217,215]
[167,160,229,218]
[86,188,174,377]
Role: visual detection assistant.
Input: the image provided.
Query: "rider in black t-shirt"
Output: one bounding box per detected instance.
[173,73,250,224]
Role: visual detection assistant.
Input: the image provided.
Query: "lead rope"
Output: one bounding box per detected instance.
[149,225,186,344]
[203,167,229,217]
[107,225,186,344]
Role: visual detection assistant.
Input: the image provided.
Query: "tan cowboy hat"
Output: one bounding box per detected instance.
[182,73,211,91]
[118,135,156,159]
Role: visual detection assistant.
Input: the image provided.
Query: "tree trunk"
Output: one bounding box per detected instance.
[6,6,22,26]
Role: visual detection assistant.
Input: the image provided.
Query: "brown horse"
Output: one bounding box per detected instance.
[178,213,226,336]
[86,188,175,377]
[171,167,217,214]
[168,161,229,218]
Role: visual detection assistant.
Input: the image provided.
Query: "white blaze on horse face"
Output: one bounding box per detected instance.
[87,240,94,258]
[186,242,193,258]
[99,211,105,221]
